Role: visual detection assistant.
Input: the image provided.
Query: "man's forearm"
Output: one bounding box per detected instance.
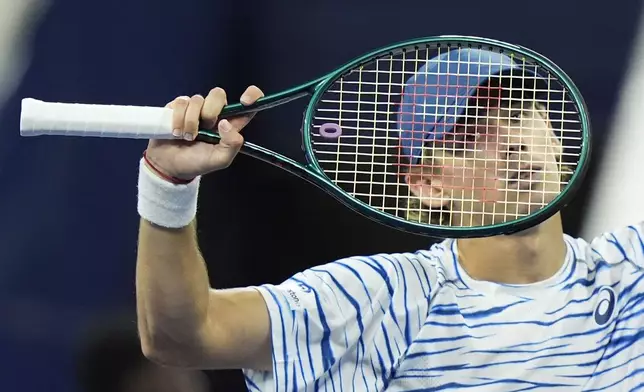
[136,218,211,360]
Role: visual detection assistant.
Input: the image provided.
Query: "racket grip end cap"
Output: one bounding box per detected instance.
[19,98,176,140]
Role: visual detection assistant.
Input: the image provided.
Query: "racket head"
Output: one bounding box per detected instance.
[302,35,591,238]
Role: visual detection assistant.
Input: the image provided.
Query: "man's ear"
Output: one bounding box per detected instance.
[404,167,451,208]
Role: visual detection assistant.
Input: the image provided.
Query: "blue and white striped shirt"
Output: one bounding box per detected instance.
[243,223,644,391]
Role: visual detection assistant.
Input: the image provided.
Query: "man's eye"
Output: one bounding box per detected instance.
[451,132,477,147]
[510,110,523,122]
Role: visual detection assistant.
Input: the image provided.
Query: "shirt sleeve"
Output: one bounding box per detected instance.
[589,221,644,268]
[241,252,437,392]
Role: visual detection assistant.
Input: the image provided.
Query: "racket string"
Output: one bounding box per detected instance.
[309,44,584,228]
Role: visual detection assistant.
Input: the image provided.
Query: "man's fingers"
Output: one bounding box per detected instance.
[212,119,244,168]
[240,85,264,105]
[201,87,227,129]
[171,96,190,138]
[166,86,262,142]
[182,94,205,141]
[217,119,243,146]
[229,85,265,130]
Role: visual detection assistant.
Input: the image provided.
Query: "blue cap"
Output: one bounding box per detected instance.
[397,48,533,163]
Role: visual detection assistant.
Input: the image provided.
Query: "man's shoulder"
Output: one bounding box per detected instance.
[563,223,644,293]
[568,222,644,268]
[371,239,455,276]
[284,242,454,302]
[324,239,454,274]
[371,239,457,289]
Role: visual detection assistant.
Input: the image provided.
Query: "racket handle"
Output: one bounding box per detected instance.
[19,98,175,139]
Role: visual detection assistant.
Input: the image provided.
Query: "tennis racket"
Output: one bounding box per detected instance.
[20,35,592,238]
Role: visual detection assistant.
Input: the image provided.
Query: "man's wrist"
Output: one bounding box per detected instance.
[137,158,201,228]
[142,150,196,185]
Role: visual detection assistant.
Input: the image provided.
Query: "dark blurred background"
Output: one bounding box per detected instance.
[1,0,643,390]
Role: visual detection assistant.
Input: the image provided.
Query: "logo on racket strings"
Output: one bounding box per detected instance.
[319,123,342,139]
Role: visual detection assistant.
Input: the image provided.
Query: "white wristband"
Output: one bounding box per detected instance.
[137,158,201,228]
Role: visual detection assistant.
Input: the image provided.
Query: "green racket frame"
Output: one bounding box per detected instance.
[195,35,592,238]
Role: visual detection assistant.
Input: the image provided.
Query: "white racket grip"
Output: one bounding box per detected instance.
[20,98,175,139]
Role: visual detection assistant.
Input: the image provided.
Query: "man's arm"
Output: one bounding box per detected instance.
[136,218,273,370]
[134,86,271,370]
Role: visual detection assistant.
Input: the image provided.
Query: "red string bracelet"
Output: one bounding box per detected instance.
[142,150,195,185]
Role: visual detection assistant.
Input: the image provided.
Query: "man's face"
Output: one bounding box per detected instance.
[406,100,565,227]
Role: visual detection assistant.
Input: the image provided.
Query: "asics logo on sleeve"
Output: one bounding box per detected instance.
[594,286,616,326]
